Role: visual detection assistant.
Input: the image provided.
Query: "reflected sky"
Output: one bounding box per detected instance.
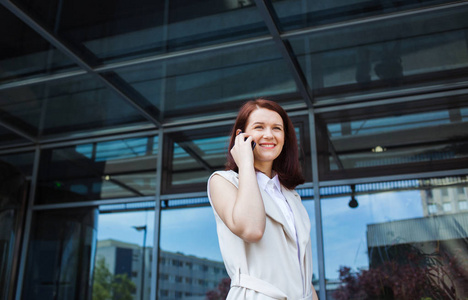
[97,210,155,247]
[322,190,424,280]
[302,200,319,281]
[160,206,221,261]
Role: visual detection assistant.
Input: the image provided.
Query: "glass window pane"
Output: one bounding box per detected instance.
[302,199,320,293]
[321,176,468,299]
[12,0,268,64]
[163,117,310,194]
[0,152,32,299]
[115,41,300,122]
[159,203,228,299]
[273,0,459,31]
[93,205,154,300]
[0,151,34,177]
[0,6,77,84]
[163,126,231,194]
[459,200,468,210]
[22,208,98,299]
[462,107,468,121]
[443,202,452,212]
[289,5,468,101]
[316,100,468,180]
[0,74,150,138]
[0,126,31,147]
[37,136,158,204]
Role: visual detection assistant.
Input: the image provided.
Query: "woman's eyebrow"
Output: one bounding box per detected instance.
[251,122,283,127]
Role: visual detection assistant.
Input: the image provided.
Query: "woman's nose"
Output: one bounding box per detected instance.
[263,128,273,138]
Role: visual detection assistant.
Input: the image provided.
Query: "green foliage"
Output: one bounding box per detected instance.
[92,258,136,300]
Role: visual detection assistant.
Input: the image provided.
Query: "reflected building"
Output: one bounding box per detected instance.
[420,178,468,216]
[158,250,228,300]
[366,184,468,298]
[367,181,468,264]
[96,239,227,300]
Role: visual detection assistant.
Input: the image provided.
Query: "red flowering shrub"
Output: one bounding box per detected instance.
[206,277,231,300]
[333,246,468,300]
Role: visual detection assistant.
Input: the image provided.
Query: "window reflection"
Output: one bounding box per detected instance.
[115,41,297,121]
[322,176,468,299]
[0,6,77,84]
[164,117,310,194]
[171,135,229,186]
[0,151,34,177]
[23,208,98,299]
[0,153,31,299]
[163,127,231,194]
[37,136,158,204]
[92,207,154,300]
[0,126,31,147]
[272,0,457,31]
[159,204,228,299]
[301,199,320,292]
[317,101,468,180]
[289,5,468,99]
[11,0,267,63]
[0,74,149,138]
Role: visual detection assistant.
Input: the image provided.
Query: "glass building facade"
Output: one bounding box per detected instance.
[0,0,467,299]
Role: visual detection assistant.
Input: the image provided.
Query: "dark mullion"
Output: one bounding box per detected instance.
[253,0,314,108]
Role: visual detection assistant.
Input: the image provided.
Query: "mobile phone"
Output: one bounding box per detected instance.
[237,130,256,149]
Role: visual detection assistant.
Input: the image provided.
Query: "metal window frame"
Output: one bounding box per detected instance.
[1,0,468,299]
[14,147,40,300]
[11,143,468,300]
[308,109,327,299]
[0,0,163,128]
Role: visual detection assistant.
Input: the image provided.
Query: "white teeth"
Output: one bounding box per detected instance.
[261,144,274,148]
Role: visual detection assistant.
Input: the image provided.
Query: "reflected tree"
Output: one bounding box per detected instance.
[92,258,136,300]
[333,244,468,300]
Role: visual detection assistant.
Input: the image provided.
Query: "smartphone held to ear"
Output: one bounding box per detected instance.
[236,130,256,149]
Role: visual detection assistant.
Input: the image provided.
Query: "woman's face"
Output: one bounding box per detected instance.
[245,108,285,164]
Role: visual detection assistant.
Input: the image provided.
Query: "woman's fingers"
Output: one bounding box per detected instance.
[235,132,252,147]
[231,133,254,168]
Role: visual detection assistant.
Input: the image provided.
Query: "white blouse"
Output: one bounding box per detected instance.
[256,172,298,243]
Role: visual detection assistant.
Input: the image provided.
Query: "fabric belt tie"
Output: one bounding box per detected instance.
[230,269,313,300]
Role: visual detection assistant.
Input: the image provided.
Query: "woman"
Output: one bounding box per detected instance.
[208,99,319,300]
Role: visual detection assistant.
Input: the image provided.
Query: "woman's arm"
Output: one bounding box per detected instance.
[209,133,266,243]
[311,284,319,300]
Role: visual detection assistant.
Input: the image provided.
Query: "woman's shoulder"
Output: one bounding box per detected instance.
[209,170,239,186]
[211,169,237,176]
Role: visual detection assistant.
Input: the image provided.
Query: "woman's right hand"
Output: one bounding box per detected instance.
[230,130,254,170]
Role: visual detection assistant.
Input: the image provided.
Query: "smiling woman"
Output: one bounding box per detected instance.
[208,99,318,300]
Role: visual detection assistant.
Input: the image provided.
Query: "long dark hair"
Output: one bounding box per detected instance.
[225,99,304,189]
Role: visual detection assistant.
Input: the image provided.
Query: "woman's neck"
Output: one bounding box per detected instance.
[254,161,273,178]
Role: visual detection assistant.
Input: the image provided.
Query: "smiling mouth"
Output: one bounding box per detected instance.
[259,144,275,148]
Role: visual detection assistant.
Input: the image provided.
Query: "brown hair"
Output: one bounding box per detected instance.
[225,99,304,189]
